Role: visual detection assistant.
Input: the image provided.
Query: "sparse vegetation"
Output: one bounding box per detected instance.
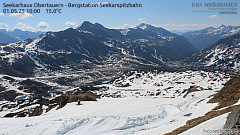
[19,79,52,97]
[208,76,240,110]
[40,91,100,113]
[164,105,238,135]
[0,90,20,102]
[4,91,100,117]
[164,76,240,135]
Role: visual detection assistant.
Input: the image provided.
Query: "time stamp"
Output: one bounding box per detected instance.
[2,8,62,14]
[2,2,143,14]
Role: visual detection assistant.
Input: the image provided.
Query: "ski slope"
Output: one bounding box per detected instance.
[0,96,218,135]
[0,71,230,135]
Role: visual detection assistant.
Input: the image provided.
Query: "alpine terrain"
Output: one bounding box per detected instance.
[0,22,240,135]
[182,25,240,50]
[183,31,240,72]
[0,21,197,78]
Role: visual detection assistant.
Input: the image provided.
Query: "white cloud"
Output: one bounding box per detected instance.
[138,17,146,23]
[111,23,219,30]
[9,13,32,19]
[98,2,108,4]
[15,22,35,31]
[65,21,77,28]
[109,24,134,29]
[153,23,218,30]
[209,15,219,19]
[0,23,8,30]
[38,22,49,29]
[0,13,4,16]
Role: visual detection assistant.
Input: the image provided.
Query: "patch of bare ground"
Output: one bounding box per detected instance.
[31,91,100,116]
[208,76,240,110]
[182,86,204,98]
[164,77,240,135]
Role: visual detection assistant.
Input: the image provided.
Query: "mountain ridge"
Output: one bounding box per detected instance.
[182,31,240,72]
[0,21,198,77]
[182,25,240,50]
[0,29,43,43]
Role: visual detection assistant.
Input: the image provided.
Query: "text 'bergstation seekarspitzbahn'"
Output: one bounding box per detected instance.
[2,2,142,14]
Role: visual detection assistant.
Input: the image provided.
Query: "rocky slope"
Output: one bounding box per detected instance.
[183,31,240,73]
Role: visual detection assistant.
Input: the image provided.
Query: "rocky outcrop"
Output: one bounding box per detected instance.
[223,105,240,132]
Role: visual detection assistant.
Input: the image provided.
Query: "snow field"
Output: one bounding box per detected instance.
[0,71,231,135]
[0,90,219,135]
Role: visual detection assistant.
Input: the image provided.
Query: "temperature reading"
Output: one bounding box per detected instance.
[46,8,62,13]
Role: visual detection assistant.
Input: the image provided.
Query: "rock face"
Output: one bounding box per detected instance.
[223,105,240,132]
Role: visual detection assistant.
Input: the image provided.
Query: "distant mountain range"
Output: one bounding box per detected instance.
[183,31,240,72]
[0,22,239,135]
[182,25,240,50]
[169,30,194,35]
[0,32,19,43]
[0,21,197,77]
[0,29,43,43]
[1,22,239,77]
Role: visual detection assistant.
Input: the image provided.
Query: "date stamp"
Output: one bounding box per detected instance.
[1,2,142,14]
[3,9,41,14]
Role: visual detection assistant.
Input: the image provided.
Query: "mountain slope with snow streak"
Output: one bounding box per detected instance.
[183,25,240,50]
[183,31,240,73]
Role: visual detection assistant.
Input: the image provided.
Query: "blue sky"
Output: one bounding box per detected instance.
[0,0,239,32]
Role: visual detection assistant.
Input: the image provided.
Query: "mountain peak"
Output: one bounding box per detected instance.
[0,29,8,33]
[138,23,149,26]
[13,29,23,32]
[82,21,93,25]
[76,21,94,29]
[218,24,226,28]
[136,23,152,29]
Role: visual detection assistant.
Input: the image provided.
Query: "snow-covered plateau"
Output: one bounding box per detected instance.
[0,70,234,135]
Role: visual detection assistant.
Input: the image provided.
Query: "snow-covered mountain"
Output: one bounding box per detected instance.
[182,25,240,50]
[0,21,198,78]
[183,31,240,72]
[0,28,148,77]
[1,22,239,135]
[77,22,198,62]
[120,23,198,61]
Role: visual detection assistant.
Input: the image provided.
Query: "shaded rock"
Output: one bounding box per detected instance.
[223,105,240,132]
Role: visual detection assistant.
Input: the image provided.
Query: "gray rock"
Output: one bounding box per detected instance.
[223,106,240,134]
